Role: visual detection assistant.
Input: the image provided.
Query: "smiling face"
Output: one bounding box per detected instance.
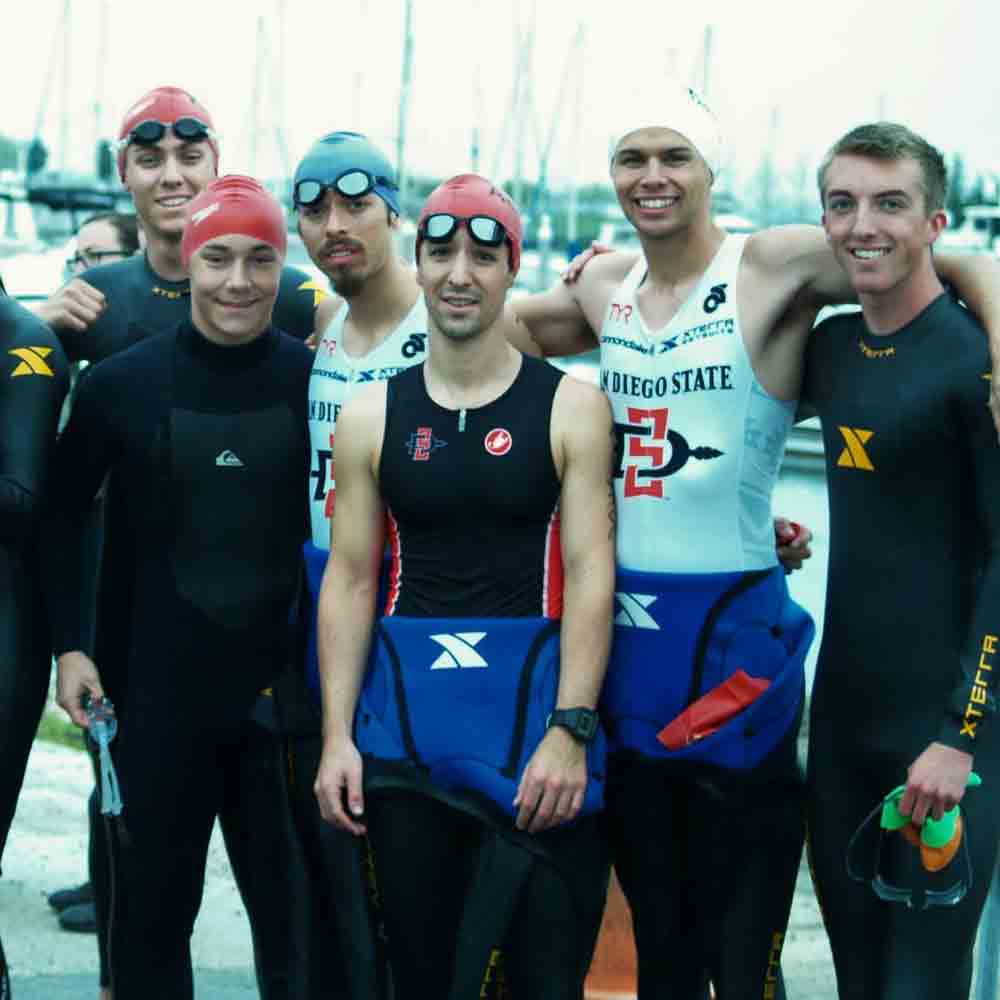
[123,134,217,242]
[417,227,514,342]
[188,233,282,346]
[822,153,946,298]
[296,188,395,299]
[611,127,713,239]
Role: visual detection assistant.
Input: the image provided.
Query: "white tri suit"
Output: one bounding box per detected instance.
[599,235,813,1000]
[283,296,428,1000]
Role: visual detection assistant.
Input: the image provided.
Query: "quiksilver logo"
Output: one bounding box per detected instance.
[430,632,488,669]
[215,450,245,468]
[614,593,660,630]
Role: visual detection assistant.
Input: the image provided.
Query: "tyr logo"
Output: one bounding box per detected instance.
[703,283,727,313]
[610,302,633,324]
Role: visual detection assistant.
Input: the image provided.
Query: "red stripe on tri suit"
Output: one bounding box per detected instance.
[384,510,402,616]
[542,507,564,619]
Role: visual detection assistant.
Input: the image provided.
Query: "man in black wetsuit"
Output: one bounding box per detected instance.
[37,85,330,997]
[802,123,1000,1000]
[46,176,312,1000]
[0,278,69,995]
[313,174,615,999]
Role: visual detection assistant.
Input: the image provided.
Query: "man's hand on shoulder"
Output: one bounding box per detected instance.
[36,278,106,333]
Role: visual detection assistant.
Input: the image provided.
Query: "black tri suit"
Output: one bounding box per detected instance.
[802,293,1000,1000]
[50,251,321,993]
[361,356,610,1000]
[44,321,312,1000]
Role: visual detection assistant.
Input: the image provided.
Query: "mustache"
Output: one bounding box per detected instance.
[319,239,363,257]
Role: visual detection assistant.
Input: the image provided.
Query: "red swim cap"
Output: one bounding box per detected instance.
[417,174,522,274]
[180,176,287,266]
[116,86,219,180]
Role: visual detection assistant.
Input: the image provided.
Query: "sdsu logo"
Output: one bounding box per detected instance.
[484,428,513,456]
[615,406,723,498]
[407,426,447,461]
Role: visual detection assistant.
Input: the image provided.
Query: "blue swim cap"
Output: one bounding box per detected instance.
[293,131,400,216]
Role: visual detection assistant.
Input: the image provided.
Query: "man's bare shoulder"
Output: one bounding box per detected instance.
[554,372,612,437]
[337,382,388,441]
[575,248,639,292]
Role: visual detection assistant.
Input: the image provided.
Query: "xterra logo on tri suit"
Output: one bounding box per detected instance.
[307,298,428,547]
[600,236,796,573]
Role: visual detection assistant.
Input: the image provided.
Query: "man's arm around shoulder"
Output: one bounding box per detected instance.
[508,251,637,359]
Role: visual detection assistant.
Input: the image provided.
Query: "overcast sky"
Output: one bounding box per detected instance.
[5,0,1000,213]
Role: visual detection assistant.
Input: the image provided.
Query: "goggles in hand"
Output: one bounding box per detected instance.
[420,213,508,248]
[294,169,397,208]
[846,772,981,910]
[117,116,215,151]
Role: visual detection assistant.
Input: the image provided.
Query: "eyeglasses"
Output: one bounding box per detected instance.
[294,169,397,208]
[66,249,130,272]
[116,117,215,151]
[420,213,508,248]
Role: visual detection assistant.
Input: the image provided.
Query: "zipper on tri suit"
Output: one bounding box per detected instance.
[458,408,466,432]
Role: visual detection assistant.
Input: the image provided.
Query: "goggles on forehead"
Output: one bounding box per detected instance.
[116,117,215,152]
[845,773,981,911]
[294,169,397,208]
[420,213,508,247]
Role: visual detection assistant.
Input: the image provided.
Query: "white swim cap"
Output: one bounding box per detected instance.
[611,83,723,179]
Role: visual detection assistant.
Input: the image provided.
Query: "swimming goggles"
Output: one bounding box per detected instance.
[845,773,981,910]
[419,213,509,248]
[294,169,397,208]
[116,117,215,151]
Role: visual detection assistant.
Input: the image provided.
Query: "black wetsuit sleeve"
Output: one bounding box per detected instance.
[273,265,322,340]
[42,371,123,655]
[0,304,69,546]
[939,360,1000,753]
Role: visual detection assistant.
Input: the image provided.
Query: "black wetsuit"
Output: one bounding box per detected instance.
[45,322,312,1000]
[51,250,320,990]
[367,357,609,1000]
[802,294,1000,1000]
[0,296,68,858]
[55,253,319,362]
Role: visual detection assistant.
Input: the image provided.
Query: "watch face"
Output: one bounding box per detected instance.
[577,710,598,740]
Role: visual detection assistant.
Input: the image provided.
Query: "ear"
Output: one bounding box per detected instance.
[926,209,947,245]
[389,211,402,232]
[821,212,832,241]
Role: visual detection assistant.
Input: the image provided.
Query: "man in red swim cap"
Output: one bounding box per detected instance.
[314,174,615,999]
[36,85,331,350]
[48,175,314,1000]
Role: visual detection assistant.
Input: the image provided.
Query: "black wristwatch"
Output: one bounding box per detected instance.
[547,707,599,745]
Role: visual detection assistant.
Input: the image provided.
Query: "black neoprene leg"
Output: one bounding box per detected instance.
[608,716,803,1000]
[107,714,218,1000]
[288,729,388,1000]
[0,562,51,862]
[366,792,480,1000]
[808,722,1000,1000]
[218,722,303,1000]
